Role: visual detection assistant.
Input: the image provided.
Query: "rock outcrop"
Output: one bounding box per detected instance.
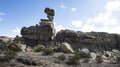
[56,30,120,51]
[21,19,56,46]
[21,8,56,46]
[20,7,120,52]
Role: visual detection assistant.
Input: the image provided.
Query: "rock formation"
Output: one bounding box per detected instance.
[0,7,120,67]
[20,7,120,51]
[20,7,120,52]
[21,7,56,46]
[44,7,55,21]
[56,30,120,51]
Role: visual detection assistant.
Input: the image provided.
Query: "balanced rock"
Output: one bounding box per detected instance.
[21,7,56,46]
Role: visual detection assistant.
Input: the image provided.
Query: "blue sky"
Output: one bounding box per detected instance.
[0,0,120,37]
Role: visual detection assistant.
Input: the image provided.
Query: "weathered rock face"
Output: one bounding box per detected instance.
[56,30,79,43]
[21,7,56,46]
[56,30,120,51]
[21,19,56,46]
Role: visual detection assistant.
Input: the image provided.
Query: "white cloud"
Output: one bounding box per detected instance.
[71,20,83,28]
[12,27,21,33]
[93,12,118,26]
[6,34,16,38]
[86,18,92,24]
[97,26,120,34]
[105,0,120,12]
[93,0,120,26]
[71,8,77,12]
[82,24,96,32]
[71,0,120,34]
[55,25,65,32]
[60,4,67,8]
[91,0,120,30]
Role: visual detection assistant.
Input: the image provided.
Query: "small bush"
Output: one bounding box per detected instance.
[67,51,90,65]
[3,50,17,61]
[67,52,81,65]
[58,54,66,61]
[96,55,103,63]
[0,62,6,67]
[34,45,44,52]
[67,58,79,65]
[43,48,54,55]
[8,43,21,52]
[79,52,90,58]
[82,58,90,63]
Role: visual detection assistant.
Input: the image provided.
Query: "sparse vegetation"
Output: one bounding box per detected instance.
[34,45,44,52]
[43,48,54,55]
[8,43,21,52]
[3,50,17,61]
[82,58,90,63]
[67,52,91,65]
[67,52,81,65]
[58,54,66,61]
[0,62,6,67]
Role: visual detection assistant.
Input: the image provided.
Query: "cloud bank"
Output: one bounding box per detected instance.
[71,0,120,34]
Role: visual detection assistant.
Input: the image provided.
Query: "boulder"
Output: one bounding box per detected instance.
[112,49,120,54]
[78,48,90,58]
[59,42,74,53]
[88,52,97,63]
[90,52,97,60]
[81,48,90,54]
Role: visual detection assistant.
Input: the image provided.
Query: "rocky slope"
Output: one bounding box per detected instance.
[0,33,120,67]
[0,7,120,67]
